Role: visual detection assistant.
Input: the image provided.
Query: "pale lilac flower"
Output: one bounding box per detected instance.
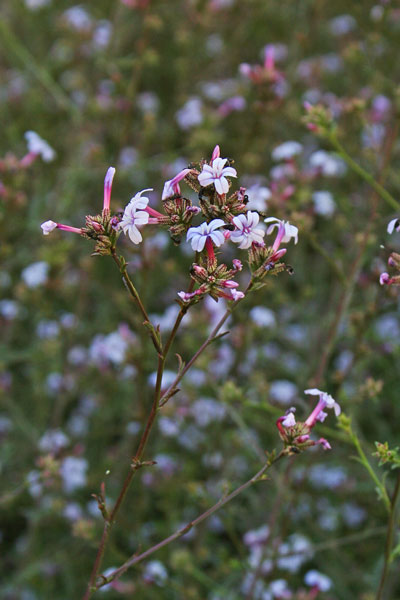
[309,150,346,176]
[39,429,69,454]
[63,6,92,31]
[21,261,49,288]
[329,14,356,35]
[25,131,56,162]
[25,0,51,9]
[198,157,237,195]
[230,289,245,301]
[387,218,400,234]
[264,217,298,244]
[268,579,292,599]
[143,560,168,585]
[186,219,225,252]
[304,388,341,427]
[191,398,226,427]
[41,220,58,235]
[282,412,296,427]
[249,306,276,327]
[218,95,246,117]
[270,380,298,405]
[230,211,265,249]
[60,456,88,493]
[246,184,271,212]
[162,168,191,200]
[119,189,152,244]
[0,300,19,320]
[312,191,336,216]
[304,569,332,592]
[176,97,203,129]
[271,141,302,161]
[103,167,115,211]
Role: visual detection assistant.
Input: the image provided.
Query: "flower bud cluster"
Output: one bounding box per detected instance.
[81,211,119,256]
[162,195,200,244]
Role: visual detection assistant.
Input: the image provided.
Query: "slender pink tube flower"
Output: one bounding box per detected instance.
[304,388,341,428]
[103,167,116,212]
[162,168,191,200]
[41,220,82,235]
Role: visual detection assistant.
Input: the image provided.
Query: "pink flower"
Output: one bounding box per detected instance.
[162,168,191,200]
[103,167,116,212]
[304,388,341,428]
[380,272,391,285]
[41,220,82,235]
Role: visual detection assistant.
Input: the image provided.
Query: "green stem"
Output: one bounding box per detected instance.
[329,134,400,212]
[351,432,390,513]
[376,472,400,600]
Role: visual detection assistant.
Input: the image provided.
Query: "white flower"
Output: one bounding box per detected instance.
[21,261,49,288]
[41,220,58,235]
[282,412,296,427]
[387,218,400,234]
[198,157,237,195]
[309,150,346,176]
[186,219,225,252]
[25,131,56,162]
[246,184,271,212]
[304,388,341,417]
[230,211,265,249]
[304,569,332,592]
[264,217,298,244]
[271,141,303,161]
[312,191,336,217]
[119,189,152,244]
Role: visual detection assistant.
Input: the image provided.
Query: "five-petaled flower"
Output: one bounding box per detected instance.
[119,189,152,244]
[198,151,237,196]
[186,219,225,252]
[230,211,265,249]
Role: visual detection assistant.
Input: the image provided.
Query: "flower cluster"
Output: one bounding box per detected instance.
[41,146,298,302]
[276,388,341,453]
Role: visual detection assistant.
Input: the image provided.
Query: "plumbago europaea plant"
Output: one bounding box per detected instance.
[41,146,340,598]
